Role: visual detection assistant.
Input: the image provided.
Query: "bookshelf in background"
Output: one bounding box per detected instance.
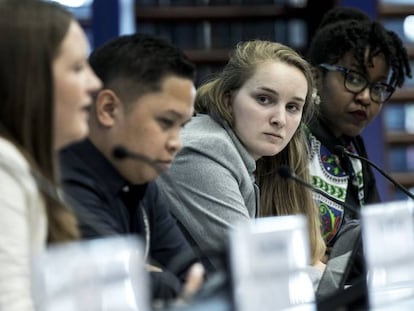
[135,0,336,86]
[379,2,414,198]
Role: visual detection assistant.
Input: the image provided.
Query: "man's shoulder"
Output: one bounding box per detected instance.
[60,141,95,181]
[59,139,118,186]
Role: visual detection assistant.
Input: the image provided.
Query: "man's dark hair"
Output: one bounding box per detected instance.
[307,7,411,88]
[89,33,196,105]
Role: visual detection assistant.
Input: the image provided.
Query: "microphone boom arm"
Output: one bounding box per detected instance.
[336,146,414,201]
[278,165,360,216]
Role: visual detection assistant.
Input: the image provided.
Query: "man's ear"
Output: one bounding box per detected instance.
[94,89,122,127]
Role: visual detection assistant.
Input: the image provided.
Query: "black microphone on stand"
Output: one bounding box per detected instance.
[333,145,414,200]
[277,165,367,310]
[277,165,360,216]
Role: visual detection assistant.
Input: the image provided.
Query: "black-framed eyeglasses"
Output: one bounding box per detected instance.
[319,63,395,103]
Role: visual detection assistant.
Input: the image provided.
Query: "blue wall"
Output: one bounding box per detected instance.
[91,0,136,49]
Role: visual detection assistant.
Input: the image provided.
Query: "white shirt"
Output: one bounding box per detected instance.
[0,137,47,311]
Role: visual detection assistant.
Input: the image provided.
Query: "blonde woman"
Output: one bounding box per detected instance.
[157,40,325,277]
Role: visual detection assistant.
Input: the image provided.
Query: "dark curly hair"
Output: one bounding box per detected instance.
[89,33,195,110]
[307,7,411,88]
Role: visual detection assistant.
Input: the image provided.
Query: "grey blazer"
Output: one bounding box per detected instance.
[156,114,259,267]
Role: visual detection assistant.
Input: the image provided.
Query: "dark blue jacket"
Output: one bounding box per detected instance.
[59,139,198,299]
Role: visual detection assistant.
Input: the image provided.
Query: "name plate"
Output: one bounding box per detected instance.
[361,200,414,307]
[229,215,315,311]
[31,236,149,311]
[361,200,414,266]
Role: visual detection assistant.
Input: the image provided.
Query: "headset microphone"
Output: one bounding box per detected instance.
[112,145,163,173]
[112,145,151,162]
[112,145,129,159]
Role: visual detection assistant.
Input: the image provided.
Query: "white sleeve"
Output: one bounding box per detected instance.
[0,144,46,311]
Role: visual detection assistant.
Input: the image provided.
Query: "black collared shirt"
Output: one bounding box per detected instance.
[59,139,196,275]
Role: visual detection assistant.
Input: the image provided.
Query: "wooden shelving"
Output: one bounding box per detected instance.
[404,44,414,57]
[135,5,308,21]
[135,4,310,68]
[184,49,231,64]
[385,131,414,145]
[379,4,414,195]
[390,172,414,189]
[135,1,336,70]
[378,4,414,18]
[388,89,414,103]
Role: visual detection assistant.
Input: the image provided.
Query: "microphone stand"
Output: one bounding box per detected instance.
[334,146,414,200]
[278,165,360,216]
[278,165,368,310]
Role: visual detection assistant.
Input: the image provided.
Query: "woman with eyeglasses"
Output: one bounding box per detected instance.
[304,7,411,283]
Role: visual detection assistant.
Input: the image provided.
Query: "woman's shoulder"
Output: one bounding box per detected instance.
[0,137,31,172]
[181,114,255,169]
[183,114,234,147]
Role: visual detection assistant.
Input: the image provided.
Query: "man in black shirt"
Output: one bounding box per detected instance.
[59,33,203,303]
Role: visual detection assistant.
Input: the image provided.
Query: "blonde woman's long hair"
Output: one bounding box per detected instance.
[196,40,325,263]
